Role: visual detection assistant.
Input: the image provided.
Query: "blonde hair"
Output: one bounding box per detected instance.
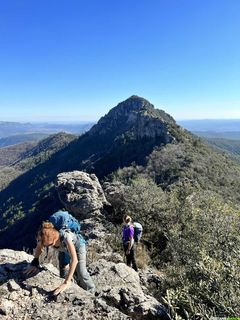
[123,215,132,224]
[38,221,59,247]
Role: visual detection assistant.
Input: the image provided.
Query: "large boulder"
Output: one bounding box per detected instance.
[90,259,169,319]
[56,171,108,218]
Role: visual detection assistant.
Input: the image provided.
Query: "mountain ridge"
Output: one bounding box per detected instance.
[0,96,240,318]
[1,95,240,249]
[0,96,180,248]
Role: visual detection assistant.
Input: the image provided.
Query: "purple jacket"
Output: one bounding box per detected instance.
[122,224,134,243]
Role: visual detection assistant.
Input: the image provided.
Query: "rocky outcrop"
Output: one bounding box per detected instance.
[56,171,108,218]
[103,181,126,208]
[0,249,169,320]
[89,95,175,143]
[0,249,128,320]
[0,171,171,319]
[0,170,170,319]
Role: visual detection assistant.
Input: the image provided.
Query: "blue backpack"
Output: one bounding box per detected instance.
[133,222,143,243]
[48,210,81,234]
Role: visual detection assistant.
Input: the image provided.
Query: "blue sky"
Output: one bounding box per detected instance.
[0,0,239,122]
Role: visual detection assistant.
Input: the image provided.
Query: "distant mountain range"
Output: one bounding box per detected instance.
[0,121,94,148]
[178,119,240,132]
[0,133,49,148]
[178,119,240,139]
[0,121,94,138]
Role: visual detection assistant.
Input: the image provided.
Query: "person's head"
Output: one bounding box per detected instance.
[123,215,132,224]
[38,222,60,247]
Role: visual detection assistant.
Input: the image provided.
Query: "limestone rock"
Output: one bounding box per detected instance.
[103,181,126,209]
[90,259,169,319]
[56,171,108,218]
[0,249,170,320]
[0,168,171,319]
[0,249,129,320]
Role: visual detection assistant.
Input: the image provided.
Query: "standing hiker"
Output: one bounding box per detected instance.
[24,211,95,295]
[122,215,138,271]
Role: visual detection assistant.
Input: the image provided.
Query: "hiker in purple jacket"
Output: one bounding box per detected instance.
[122,215,138,271]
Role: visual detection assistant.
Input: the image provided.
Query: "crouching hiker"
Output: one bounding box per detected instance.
[122,215,138,272]
[24,212,95,295]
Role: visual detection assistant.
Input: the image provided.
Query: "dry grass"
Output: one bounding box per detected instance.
[135,242,151,269]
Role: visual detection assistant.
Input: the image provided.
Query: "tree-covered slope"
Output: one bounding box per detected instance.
[1,96,240,250]
[0,133,49,148]
[204,137,240,161]
[105,134,240,318]
[0,132,76,192]
[0,96,181,248]
[0,141,37,166]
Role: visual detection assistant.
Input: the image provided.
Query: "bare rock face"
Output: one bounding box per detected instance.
[0,249,170,320]
[90,259,168,319]
[56,171,108,218]
[103,181,126,210]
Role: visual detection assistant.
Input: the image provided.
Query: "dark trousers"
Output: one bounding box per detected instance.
[123,243,138,271]
[58,251,71,278]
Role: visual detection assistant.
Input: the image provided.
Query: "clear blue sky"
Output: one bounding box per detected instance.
[0,0,239,122]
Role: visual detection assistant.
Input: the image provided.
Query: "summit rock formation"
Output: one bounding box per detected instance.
[89,95,175,141]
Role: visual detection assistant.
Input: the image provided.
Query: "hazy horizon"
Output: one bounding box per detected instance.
[1,118,240,125]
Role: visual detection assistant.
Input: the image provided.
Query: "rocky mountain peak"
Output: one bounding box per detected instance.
[89,96,175,142]
[112,95,154,112]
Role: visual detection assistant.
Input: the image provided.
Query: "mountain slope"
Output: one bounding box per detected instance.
[0,133,49,148]
[0,132,76,192]
[1,95,240,251]
[0,141,37,166]
[1,96,240,318]
[204,137,240,160]
[0,96,180,248]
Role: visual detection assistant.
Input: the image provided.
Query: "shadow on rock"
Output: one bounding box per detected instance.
[0,261,45,282]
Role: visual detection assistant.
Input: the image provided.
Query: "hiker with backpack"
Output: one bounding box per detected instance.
[24,210,95,295]
[122,215,138,272]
